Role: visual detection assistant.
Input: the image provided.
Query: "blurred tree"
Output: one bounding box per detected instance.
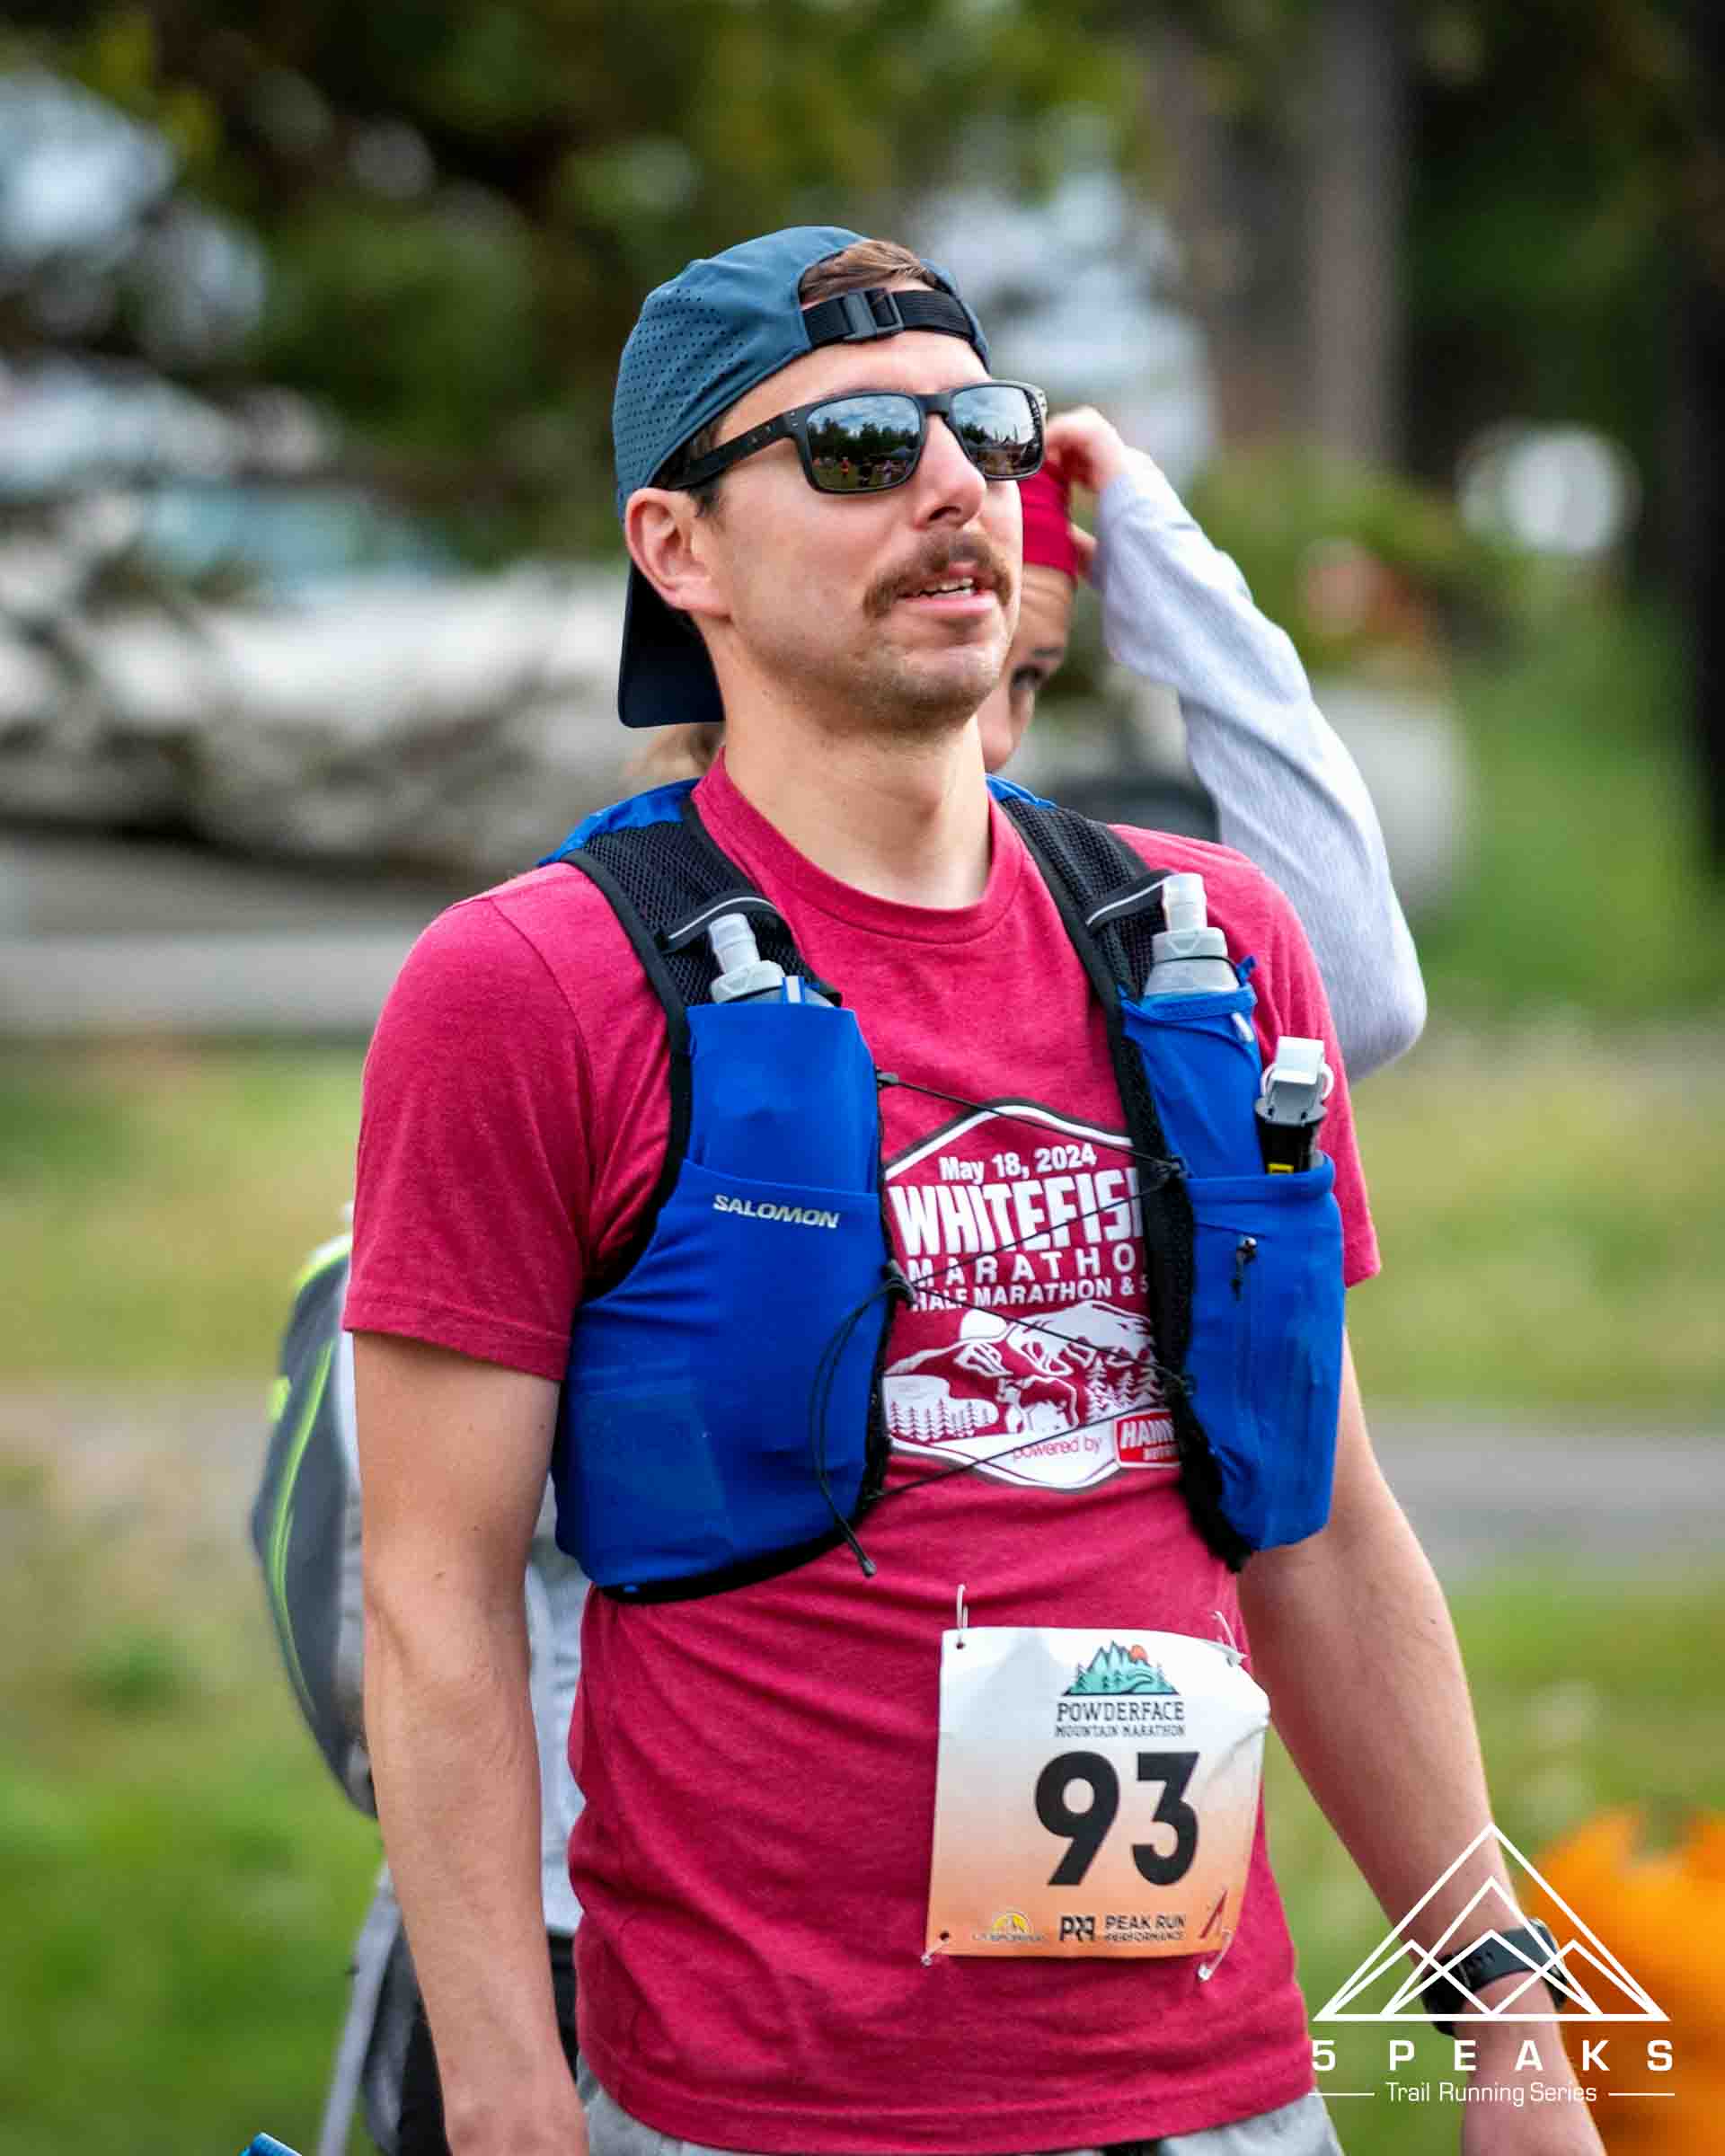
[1685,0,1725,866]
[4,0,1708,546]
[0,0,1127,554]
[1121,0,1721,867]
[1405,0,1694,514]
[1123,0,1701,489]
[1129,10,1314,450]
[4,0,1721,864]
[1310,0,1405,469]
[1407,0,1721,865]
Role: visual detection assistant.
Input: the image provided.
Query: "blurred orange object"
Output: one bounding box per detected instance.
[1527,1809,1725,2150]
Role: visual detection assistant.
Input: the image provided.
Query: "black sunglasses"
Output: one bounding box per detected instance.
[668,380,1048,497]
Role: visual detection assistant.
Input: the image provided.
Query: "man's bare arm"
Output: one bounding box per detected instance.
[357,1331,587,2156]
[1240,1339,1602,2152]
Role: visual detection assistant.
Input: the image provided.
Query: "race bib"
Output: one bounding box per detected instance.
[925,1625,1267,1958]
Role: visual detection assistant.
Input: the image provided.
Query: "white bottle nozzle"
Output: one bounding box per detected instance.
[708,911,760,978]
[1259,1035,1334,1123]
[1162,872,1209,937]
[708,909,790,1003]
[1141,870,1234,996]
[1262,1035,1327,1091]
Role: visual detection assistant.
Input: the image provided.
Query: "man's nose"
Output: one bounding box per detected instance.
[909,412,988,525]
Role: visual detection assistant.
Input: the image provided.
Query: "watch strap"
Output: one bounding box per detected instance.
[1424,1918,1561,2036]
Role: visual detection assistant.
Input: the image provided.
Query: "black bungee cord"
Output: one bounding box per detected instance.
[876,1070,1180,1179]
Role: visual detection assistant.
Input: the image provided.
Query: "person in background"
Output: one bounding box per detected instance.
[628,408,1425,1081]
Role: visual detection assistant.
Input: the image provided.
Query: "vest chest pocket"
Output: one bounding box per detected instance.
[557,1000,894,1599]
[1118,988,1346,1557]
[1182,1162,1345,1552]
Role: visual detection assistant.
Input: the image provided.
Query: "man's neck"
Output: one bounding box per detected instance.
[722,713,993,910]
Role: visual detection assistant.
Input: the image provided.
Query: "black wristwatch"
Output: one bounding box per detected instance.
[1423,1919,1561,2037]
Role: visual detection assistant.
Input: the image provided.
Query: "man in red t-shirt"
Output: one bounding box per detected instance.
[349,229,1601,2156]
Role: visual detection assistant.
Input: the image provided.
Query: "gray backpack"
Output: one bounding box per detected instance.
[254,1226,411,2156]
[252,1227,374,1814]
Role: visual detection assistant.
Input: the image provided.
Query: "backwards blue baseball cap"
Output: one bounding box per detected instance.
[612,225,989,729]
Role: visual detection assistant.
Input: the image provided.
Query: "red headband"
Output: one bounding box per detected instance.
[1020,465,1081,579]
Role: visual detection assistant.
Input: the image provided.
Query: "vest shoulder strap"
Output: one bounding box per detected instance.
[546,778,1169,1013]
[988,779,1171,991]
[539,782,838,1290]
[542,781,838,1021]
[993,782,1247,1569]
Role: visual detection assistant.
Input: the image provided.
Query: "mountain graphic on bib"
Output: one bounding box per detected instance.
[1066,1642,1180,1696]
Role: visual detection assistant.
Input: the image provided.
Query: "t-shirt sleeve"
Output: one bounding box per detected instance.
[345,895,594,1380]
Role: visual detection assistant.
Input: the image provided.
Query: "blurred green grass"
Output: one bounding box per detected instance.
[0,1460,380,2156]
[0,1041,363,1381]
[3,1021,1721,1412]
[1345,1021,1725,1412]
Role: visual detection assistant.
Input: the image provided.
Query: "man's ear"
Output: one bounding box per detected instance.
[624,488,729,625]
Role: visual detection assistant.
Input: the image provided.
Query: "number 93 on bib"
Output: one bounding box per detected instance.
[924,1626,1268,1958]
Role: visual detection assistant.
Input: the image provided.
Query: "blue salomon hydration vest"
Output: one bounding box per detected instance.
[542,779,1346,1602]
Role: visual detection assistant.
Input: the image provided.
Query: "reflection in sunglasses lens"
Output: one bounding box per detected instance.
[804,386,1040,491]
[952,385,1040,478]
[808,395,921,492]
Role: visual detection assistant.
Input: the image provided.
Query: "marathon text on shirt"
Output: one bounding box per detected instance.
[880,1100,1178,1492]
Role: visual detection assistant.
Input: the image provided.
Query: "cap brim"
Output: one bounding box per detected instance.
[618,565,726,730]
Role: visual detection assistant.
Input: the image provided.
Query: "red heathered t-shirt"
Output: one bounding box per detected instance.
[348,755,1378,2154]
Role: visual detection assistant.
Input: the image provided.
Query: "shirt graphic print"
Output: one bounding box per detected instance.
[881,1100,1178,1492]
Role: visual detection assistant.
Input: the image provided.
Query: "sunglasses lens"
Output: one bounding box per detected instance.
[951,384,1042,478]
[805,395,923,492]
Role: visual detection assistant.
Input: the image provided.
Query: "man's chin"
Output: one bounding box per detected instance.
[880,643,1009,725]
[774,636,1007,739]
[868,685,999,739]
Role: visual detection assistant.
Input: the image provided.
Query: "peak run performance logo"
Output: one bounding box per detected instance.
[1317,1823,1666,2028]
[880,1102,1175,1492]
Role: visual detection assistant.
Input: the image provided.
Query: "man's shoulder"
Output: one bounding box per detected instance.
[385,860,654,1035]
[478,858,632,938]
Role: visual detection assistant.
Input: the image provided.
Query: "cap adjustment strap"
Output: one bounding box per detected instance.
[836,288,904,341]
[801,286,980,353]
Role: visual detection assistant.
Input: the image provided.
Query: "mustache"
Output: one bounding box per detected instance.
[864,536,1015,620]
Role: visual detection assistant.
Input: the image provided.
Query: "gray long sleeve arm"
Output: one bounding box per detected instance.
[1092,454,1426,1078]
